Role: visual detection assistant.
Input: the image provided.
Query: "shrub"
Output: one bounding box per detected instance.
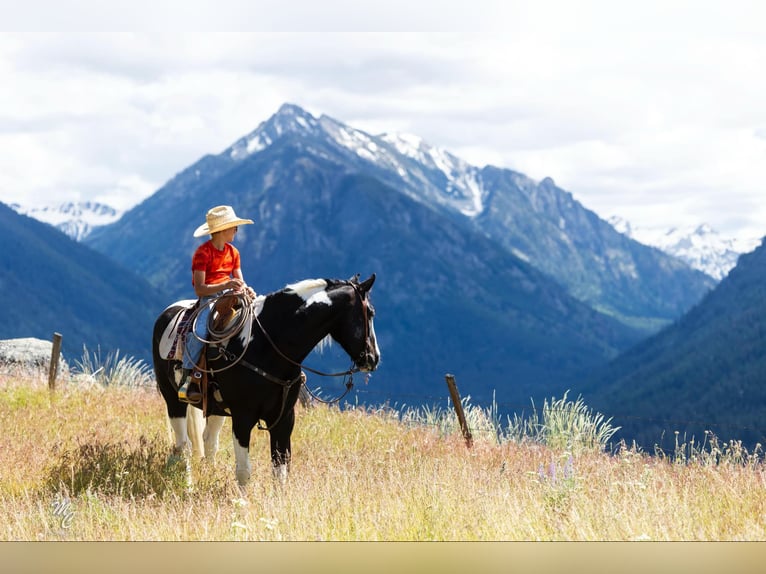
[46,435,188,499]
[72,346,154,389]
[507,391,620,454]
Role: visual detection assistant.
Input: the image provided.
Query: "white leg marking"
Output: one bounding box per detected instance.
[272,463,288,484]
[186,405,205,459]
[168,415,192,489]
[233,434,251,487]
[203,415,226,461]
[169,416,189,453]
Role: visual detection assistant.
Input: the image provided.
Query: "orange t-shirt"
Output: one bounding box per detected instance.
[191,241,241,287]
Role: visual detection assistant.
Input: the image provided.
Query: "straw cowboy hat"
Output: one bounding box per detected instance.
[193,205,254,238]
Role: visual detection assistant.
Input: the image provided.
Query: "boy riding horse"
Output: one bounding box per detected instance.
[178,205,256,403]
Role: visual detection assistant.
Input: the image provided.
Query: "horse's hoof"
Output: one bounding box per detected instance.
[236,469,251,487]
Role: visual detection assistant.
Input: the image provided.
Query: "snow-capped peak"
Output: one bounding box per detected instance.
[230,103,321,160]
[228,104,487,218]
[609,216,758,280]
[12,201,122,241]
[375,131,484,216]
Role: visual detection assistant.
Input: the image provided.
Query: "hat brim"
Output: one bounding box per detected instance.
[193,218,254,238]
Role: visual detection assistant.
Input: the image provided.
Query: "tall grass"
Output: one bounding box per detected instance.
[1,360,765,541]
[506,391,621,453]
[72,346,155,389]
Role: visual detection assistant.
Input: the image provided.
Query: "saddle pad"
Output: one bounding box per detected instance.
[158,300,198,361]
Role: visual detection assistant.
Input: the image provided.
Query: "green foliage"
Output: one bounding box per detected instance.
[536,454,579,516]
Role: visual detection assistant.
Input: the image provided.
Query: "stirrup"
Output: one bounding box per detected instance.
[178,370,202,404]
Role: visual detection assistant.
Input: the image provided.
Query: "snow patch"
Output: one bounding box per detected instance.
[609,216,758,280]
[13,201,123,241]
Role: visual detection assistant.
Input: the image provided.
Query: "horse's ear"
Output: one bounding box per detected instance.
[348,273,360,283]
[359,273,376,293]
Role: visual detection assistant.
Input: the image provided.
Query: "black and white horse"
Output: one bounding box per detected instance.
[152,274,380,487]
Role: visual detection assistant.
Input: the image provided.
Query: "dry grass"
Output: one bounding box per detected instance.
[2,367,766,541]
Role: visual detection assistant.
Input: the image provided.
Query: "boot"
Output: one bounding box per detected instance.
[178,368,202,404]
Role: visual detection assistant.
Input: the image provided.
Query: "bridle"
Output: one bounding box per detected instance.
[254,281,372,379]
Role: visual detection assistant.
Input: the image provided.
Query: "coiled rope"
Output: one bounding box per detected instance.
[186,290,255,375]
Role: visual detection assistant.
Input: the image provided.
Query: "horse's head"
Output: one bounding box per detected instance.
[329,273,380,373]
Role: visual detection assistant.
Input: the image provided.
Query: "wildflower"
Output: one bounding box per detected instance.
[562,455,574,480]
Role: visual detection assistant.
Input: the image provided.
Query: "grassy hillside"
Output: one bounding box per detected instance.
[1,364,765,542]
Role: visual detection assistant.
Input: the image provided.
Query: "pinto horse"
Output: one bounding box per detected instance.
[152,274,380,486]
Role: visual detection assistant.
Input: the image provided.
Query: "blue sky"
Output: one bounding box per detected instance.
[1,1,764,240]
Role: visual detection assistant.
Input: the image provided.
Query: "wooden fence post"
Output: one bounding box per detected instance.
[445,373,473,448]
[48,332,62,392]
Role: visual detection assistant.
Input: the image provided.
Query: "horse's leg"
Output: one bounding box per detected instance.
[203,415,226,461]
[166,409,193,489]
[186,405,205,459]
[168,414,189,455]
[159,372,191,456]
[155,359,194,487]
[231,414,257,488]
[269,407,296,483]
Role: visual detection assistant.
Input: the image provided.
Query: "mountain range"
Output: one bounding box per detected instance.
[609,216,758,281]
[11,201,122,242]
[18,200,750,285]
[0,202,167,361]
[82,103,711,407]
[4,102,764,451]
[582,236,766,450]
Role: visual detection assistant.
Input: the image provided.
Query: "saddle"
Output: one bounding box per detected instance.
[158,300,198,361]
[160,295,248,416]
[158,295,242,361]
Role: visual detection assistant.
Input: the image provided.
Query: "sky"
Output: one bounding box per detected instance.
[1,1,765,241]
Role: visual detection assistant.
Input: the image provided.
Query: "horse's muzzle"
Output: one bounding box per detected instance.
[357,351,379,372]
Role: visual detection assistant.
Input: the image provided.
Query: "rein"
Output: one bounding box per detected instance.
[248,282,370,404]
[252,311,360,379]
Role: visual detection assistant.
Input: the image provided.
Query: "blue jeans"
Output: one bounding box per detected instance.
[182,296,214,370]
